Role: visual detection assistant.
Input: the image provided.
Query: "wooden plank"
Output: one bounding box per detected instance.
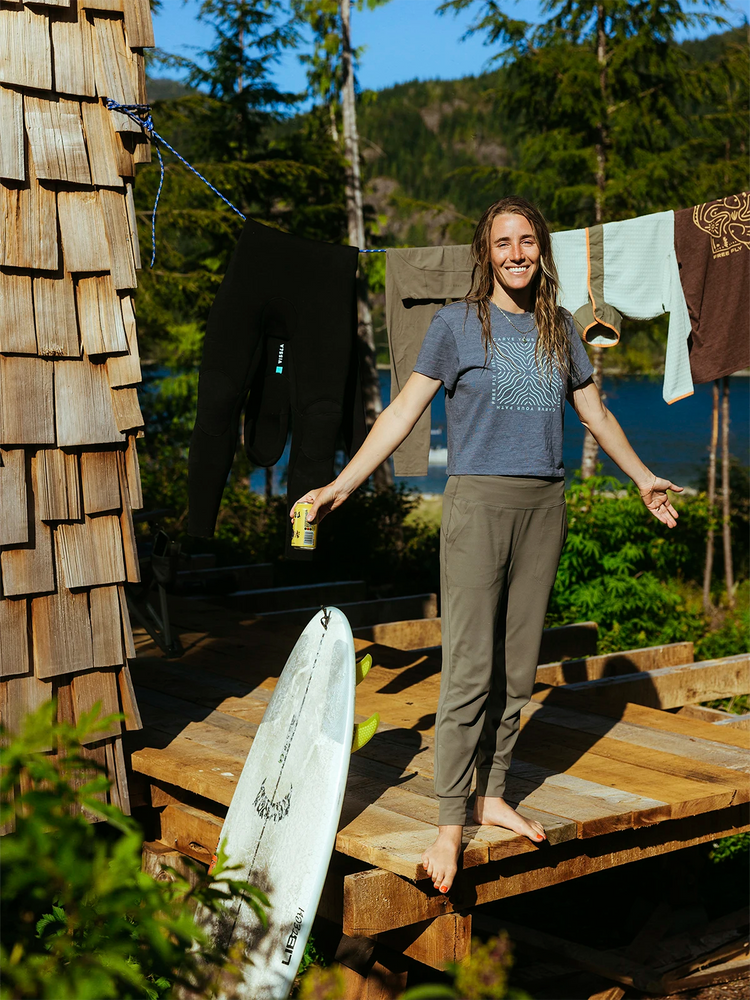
[0,673,52,744]
[111,386,143,432]
[715,714,750,730]
[0,449,28,546]
[51,5,97,98]
[123,434,142,509]
[82,0,124,10]
[535,655,750,713]
[0,356,54,445]
[106,296,141,387]
[33,448,81,521]
[132,134,151,164]
[80,449,121,513]
[117,662,142,730]
[340,804,750,936]
[117,450,140,582]
[513,735,737,820]
[33,273,80,358]
[376,913,472,972]
[0,86,25,181]
[0,505,55,597]
[54,358,125,446]
[536,642,694,687]
[661,953,750,992]
[521,700,750,774]
[122,0,154,48]
[91,16,141,132]
[676,704,745,724]
[615,702,750,750]
[113,736,131,814]
[218,580,368,614]
[76,275,128,355]
[131,735,241,805]
[0,6,52,91]
[118,584,135,658]
[0,597,29,678]
[0,270,36,353]
[0,146,58,272]
[24,95,91,185]
[124,183,141,269]
[99,187,137,290]
[31,1,72,7]
[58,192,111,274]
[160,802,223,866]
[515,719,748,805]
[55,514,126,589]
[90,584,125,668]
[32,588,94,679]
[351,619,599,661]
[255,594,437,628]
[81,99,122,188]
[71,668,121,741]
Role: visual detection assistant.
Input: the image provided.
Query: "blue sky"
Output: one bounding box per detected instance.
[152,0,748,96]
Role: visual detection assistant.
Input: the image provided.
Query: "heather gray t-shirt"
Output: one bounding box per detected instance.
[414,301,594,477]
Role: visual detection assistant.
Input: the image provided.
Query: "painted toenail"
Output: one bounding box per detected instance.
[440,885,448,893]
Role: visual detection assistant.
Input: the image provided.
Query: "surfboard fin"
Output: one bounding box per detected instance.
[355,654,372,686]
[351,712,379,753]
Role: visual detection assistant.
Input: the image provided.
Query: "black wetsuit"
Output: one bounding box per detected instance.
[188,219,365,556]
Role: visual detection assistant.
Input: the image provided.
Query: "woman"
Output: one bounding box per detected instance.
[291,196,682,894]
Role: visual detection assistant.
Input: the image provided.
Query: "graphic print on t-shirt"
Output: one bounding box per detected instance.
[490,337,561,413]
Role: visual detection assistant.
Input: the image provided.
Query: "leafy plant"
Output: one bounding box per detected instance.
[0,703,267,1000]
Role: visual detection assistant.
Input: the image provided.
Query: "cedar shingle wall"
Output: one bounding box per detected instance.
[0,0,153,817]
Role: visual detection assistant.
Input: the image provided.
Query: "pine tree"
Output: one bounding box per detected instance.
[293,0,395,489]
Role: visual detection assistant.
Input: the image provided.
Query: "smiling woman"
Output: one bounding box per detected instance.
[290,194,684,894]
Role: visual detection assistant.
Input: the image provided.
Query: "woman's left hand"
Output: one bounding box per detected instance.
[637,475,683,528]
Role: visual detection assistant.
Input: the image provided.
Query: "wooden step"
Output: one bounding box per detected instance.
[174,562,274,595]
[353,618,598,661]
[212,580,367,613]
[257,594,438,630]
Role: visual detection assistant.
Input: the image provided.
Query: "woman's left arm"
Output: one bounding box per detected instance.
[569,378,683,528]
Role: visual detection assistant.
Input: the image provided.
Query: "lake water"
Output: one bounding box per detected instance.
[250,373,749,496]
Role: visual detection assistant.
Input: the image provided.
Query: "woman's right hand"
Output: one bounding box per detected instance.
[289,482,348,526]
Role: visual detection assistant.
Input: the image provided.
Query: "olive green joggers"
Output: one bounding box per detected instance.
[435,475,567,826]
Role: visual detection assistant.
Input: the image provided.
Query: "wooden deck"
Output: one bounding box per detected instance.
[127,595,750,989]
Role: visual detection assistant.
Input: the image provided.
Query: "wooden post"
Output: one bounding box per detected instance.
[703,380,720,612]
[721,376,734,608]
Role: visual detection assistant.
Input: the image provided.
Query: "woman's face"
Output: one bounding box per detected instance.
[489,213,541,301]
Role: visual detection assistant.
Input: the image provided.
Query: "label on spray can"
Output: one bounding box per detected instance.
[291,503,317,550]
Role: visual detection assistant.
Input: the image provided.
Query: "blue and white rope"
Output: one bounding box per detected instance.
[105,100,388,264]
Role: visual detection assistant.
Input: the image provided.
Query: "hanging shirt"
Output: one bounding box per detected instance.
[674,192,750,383]
[552,212,694,404]
[414,301,594,478]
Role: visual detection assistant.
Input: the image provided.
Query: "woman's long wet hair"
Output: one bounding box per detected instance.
[466,196,571,377]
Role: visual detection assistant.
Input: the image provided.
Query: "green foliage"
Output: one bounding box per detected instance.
[0,703,268,1000]
[709,832,750,863]
[400,933,527,999]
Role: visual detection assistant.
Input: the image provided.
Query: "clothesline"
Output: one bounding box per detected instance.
[104,100,389,264]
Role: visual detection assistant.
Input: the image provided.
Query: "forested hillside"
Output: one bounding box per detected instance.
[355,26,748,246]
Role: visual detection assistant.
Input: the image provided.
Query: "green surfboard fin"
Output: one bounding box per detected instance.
[351,712,379,753]
[355,654,372,686]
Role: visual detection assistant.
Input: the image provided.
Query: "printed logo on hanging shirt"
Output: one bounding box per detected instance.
[275,344,285,374]
[254,779,292,822]
[693,193,750,259]
[490,337,562,413]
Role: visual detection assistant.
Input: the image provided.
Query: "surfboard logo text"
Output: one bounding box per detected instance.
[254,779,292,822]
[281,908,305,966]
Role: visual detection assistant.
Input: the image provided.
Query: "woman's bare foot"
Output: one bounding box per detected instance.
[421,825,463,893]
[473,796,546,842]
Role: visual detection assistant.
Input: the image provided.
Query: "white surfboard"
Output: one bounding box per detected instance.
[201,607,358,1000]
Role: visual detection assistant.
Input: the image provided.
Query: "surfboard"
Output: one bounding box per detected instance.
[200,607,370,1000]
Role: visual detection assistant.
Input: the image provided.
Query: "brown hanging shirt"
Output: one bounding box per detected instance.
[674,193,750,383]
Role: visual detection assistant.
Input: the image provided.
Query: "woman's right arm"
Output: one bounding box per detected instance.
[291,371,442,524]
